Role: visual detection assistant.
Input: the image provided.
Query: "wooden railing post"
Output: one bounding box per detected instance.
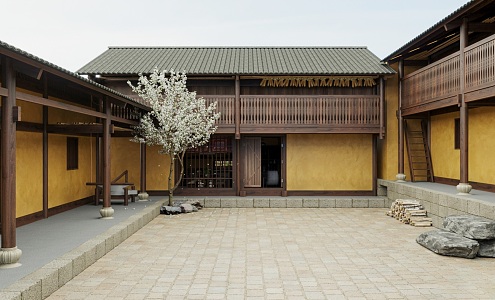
[235,76,240,139]
[100,98,114,218]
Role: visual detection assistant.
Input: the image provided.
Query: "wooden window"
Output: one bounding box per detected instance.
[454,118,460,150]
[67,137,79,170]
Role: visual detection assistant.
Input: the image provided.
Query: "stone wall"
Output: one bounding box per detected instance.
[378,179,495,228]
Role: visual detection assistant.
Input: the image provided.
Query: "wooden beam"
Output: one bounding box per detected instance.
[13,60,43,80]
[468,22,495,33]
[372,134,377,195]
[379,77,385,139]
[1,57,17,249]
[47,124,112,134]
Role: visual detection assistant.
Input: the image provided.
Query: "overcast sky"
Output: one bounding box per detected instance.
[3,0,468,72]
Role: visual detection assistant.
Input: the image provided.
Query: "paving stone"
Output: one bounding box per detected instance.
[236,198,254,208]
[479,203,495,220]
[335,199,352,208]
[352,199,368,208]
[467,200,481,216]
[204,198,221,208]
[302,198,318,208]
[270,199,287,208]
[444,215,495,239]
[319,199,336,208]
[416,229,479,259]
[368,198,385,208]
[220,199,237,208]
[286,198,302,208]
[253,199,269,208]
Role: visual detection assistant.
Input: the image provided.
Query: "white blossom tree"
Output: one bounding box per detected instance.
[129,69,220,205]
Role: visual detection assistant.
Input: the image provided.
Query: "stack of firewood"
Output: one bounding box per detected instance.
[386,199,432,227]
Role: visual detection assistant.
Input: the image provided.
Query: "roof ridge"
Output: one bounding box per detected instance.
[107,46,369,50]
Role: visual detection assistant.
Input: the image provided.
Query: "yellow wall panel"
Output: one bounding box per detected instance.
[16,132,43,217]
[286,134,372,190]
[48,135,96,208]
[467,107,495,184]
[111,138,141,189]
[431,112,460,180]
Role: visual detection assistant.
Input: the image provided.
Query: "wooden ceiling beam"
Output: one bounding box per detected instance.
[468,22,495,33]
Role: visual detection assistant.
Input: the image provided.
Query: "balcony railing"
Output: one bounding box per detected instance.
[201,95,381,134]
[402,34,495,113]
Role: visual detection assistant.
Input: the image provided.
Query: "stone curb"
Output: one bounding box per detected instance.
[0,199,165,300]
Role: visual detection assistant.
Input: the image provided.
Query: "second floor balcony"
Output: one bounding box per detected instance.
[402,33,495,115]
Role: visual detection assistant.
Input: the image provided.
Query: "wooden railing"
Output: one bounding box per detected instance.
[465,34,495,93]
[403,34,495,111]
[403,52,460,109]
[203,96,235,125]
[240,95,380,126]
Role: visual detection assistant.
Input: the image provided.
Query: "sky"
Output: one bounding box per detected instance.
[3,0,469,72]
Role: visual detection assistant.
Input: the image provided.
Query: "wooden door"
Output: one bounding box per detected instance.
[242,137,262,187]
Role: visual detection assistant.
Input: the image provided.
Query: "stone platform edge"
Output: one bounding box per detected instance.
[0,199,164,300]
[176,197,389,209]
[378,179,495,228]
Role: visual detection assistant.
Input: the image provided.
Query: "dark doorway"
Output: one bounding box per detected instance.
[261,137,281,188]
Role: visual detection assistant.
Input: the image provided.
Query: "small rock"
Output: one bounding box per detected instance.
[416,229,479,259]
[443,215,495,240]
[160,206,182,215]
[478,239,495,257]
[180,203,194,213]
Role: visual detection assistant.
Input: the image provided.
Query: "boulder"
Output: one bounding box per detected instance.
[416,229,479,259]
[443,215,495,240]
[478,239,495,257]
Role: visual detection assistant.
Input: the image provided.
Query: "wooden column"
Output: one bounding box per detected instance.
[140,142,147,193]
[458,18,471,194]
[235,76,240,140]
[397,59,406,181]
[100,98,114,218]
[372,134,378,195]
[0,57,22,266]
[379,77,385,139]
[42,76,49,218]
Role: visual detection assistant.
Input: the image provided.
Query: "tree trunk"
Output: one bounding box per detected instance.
[168,156,174,206]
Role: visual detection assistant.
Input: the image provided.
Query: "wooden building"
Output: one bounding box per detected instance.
[78,47,394,197]
[380,0,495,194]
[0,40,151,266]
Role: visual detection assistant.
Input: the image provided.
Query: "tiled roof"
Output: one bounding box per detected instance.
[0,40,145,107]
[78,47,395,76]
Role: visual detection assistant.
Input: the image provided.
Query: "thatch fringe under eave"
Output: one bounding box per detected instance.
[259,76,377,88]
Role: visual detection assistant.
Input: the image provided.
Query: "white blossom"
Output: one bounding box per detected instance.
[129,69,220,204]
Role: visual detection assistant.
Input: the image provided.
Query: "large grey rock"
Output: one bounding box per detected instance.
[443,215,495,240]
[478,239,495,257]
[416,229,479,259]
[180,203,194,213]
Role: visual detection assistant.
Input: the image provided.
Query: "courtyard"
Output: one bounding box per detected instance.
[44,207,495,299]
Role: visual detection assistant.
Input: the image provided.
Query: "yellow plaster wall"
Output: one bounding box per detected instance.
[469,107,495,184]
[16,132,43,217]
[430,112,460,180]
[48,135,96,208]
[146,146,172,191]
[286,134,372,190]
[111,138,141,189]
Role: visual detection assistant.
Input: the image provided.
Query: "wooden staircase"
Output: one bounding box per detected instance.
[405,119,434,182]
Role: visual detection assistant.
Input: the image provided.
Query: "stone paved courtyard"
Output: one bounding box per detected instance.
[46,208,495,299]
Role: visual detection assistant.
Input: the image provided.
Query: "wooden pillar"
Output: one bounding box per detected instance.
[379,77,385,139]
[140,142,147,193]
[0,57,22,267]
[372,134,378,195]
[397,59,406,182]
[457,18,471,194]
[42,76,49,219]
[100,98,114,218]
[235,75,240,140]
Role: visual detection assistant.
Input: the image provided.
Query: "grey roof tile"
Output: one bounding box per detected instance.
[78,47,395,76]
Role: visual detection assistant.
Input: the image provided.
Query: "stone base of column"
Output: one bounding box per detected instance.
[456,183,472,195]
[396,173,406,182]
[0,246,22,269]
[138,192,149,201]
[99,206,114,219]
